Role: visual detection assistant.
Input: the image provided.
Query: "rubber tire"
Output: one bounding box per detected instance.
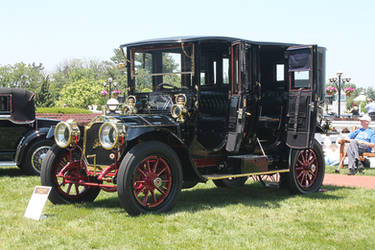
[288,139,325,194]
[213,177,247,188]
[23,139,53,175]
[40,145,101,204]
[117,141,183,216]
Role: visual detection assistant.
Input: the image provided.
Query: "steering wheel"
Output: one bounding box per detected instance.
[156,82,177,90]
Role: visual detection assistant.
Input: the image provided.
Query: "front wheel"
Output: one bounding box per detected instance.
[288,139,325,194]
[117,141,183,216]
[40,145,101,204]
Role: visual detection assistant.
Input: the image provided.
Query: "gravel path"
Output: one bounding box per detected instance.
[323,173,375,189]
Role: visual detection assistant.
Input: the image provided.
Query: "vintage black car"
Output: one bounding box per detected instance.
[0,88,58,175]
[41,36,326,215]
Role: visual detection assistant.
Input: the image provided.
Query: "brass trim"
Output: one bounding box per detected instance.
[54,121,72,148]
[203,169,290,180]
[86,154,97,175]
[82,115,109,161]
[99,122,119,150]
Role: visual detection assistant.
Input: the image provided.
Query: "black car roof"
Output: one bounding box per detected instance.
[120,36,302,48]
[0,88,35,123]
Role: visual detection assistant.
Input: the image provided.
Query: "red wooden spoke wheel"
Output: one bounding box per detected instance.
[54,152,90,199]
[41,145,101,204]
[117,141,182,216]
[132,155,172,208]
[294,149,319,189]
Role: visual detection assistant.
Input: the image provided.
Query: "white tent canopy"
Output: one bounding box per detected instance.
[354,94,367,102]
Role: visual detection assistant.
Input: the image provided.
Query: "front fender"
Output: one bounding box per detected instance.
[15,127,51,165]
[126,127,204,183]
[46,126,56,139]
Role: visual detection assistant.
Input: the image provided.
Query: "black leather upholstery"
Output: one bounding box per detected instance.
[199,90,229,116]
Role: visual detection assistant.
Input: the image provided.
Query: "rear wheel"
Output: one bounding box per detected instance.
[40,145,101,204]
[117,141,182,216]
[24,139,53,175]
[288,139,325,194]
[213,177,247,188]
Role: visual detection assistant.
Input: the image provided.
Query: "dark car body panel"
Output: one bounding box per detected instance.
[0,88,59,167]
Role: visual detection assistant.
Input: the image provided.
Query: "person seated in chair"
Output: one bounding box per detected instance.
[338,115,375,175]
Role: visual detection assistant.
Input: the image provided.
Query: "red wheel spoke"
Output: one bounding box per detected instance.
[132,155,172,208]
[137,168,147,177]
[155,185,166,195]
[151,189,157,203]
[146,160,151,173]
[153,157,159,173]
[142,190,149,206]
[66,183,72,194]
[156,166,167,176]
[297,171,304,179]
[135,186,146,196]
[75,184,79,195]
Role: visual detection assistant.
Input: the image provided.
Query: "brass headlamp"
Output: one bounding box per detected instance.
[171,94,187,123]
[54,119,80,148]
[123,95,137,115]
[99,120,127,150]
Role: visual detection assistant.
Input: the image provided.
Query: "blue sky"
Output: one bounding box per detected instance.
[1,0,374,87]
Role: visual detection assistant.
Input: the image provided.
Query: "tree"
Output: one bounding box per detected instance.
[35,76,54,107]
[0,62,45,91]
[56,78,106,108]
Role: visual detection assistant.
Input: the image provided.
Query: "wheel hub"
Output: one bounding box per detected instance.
[153,177,162,188]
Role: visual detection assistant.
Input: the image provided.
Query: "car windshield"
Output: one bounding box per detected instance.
[130,44,193,93]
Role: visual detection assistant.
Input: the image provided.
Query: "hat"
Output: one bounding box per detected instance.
[359,115,371,122]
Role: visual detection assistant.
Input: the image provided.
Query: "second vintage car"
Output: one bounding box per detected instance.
[0,88,58,175]
[41,36,326,215]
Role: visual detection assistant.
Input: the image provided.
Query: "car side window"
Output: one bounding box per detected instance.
[0,95,10,114]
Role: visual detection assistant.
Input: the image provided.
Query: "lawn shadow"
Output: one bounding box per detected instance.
[170,181,343,214]
[0,166,28,177]
[86,180,344,215]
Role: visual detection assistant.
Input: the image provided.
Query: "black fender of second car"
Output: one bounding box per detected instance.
[14,127,52,166]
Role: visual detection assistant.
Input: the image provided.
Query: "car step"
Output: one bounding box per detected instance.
[0,161,17,167]
[203,169,289,180]
[227,154,269,174]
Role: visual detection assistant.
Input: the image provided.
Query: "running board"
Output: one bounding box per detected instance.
[0,161,17,167]
[203,169,290,180]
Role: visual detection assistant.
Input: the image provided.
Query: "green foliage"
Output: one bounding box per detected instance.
[36,107,91,114]
[55,79,106,108]
[0,62,45,91]
[35,76,54,107]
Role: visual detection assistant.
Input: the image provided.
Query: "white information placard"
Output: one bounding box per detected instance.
[24,186,51,221]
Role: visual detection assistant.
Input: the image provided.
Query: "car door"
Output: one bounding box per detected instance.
[0,94,28,160]
[286,46,318,149]
[225,41,247,153]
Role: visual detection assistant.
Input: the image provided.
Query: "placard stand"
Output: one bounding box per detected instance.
[24,186,51,221]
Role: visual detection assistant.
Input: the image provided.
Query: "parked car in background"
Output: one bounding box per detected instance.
[41,36,326,215]
[0,88,58,175]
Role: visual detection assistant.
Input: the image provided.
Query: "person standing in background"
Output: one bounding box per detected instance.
[349,102,360,117]
[365,98,375,121]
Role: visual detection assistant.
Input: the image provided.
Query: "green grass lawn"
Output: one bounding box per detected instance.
[326,164,375,176]
[1,166,375,249]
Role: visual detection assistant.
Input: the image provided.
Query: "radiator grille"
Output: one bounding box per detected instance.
[84,122,114,166]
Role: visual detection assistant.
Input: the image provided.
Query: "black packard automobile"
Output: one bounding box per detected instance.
[41,36,326,216]
[0,88,58,175]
